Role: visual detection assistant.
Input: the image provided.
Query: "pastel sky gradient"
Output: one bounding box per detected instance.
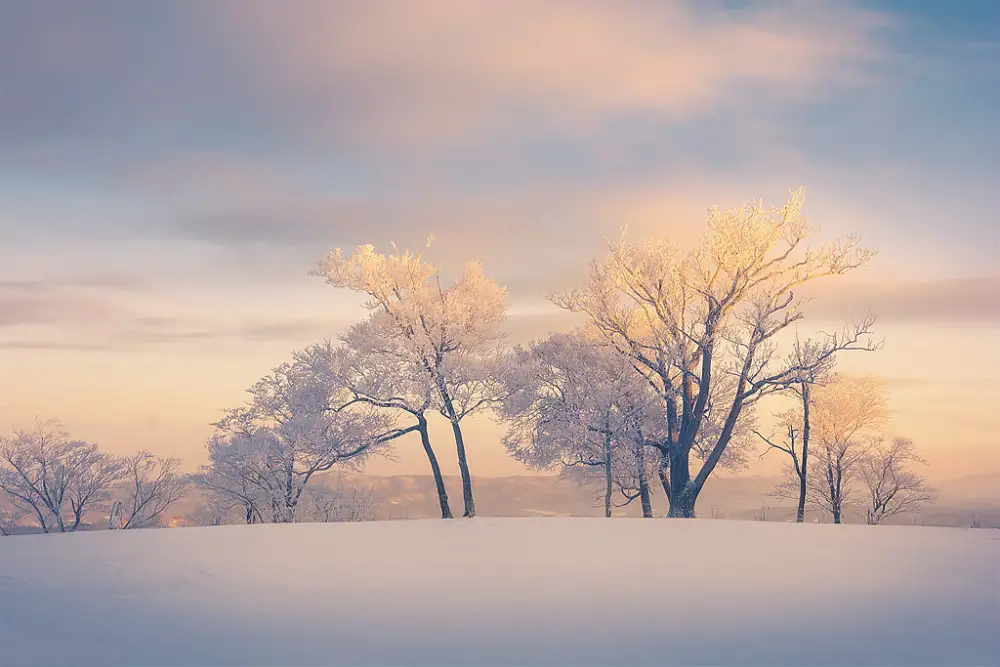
[1,1,997,481]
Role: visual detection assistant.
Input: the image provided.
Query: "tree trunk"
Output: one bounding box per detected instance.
[449,419,476,518]
[797,383,810,523]
[603,432,613,518]
[666,448,697,518]
[418,417,452,519]
[657,448,671,502]
[636,443,652,518]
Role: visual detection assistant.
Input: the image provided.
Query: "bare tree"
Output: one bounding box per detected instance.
[296,320,454,519]
[0,419,122,532]
[184,494,241,527]
[552,189,879,517]
[861,437,936,525]
[314,240,508,517]
[0,505,23,535]
[109,452,187,529]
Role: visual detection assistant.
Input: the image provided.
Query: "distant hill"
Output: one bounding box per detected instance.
[5,472,998,532]
[331,473,1000,528]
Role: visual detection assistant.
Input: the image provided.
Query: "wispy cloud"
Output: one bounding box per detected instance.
[809,275,1000,324]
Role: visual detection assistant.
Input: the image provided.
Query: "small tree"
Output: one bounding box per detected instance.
[809,375,887,524]
[299,479,379,523]
[861,437,936,525]
[0,506,23,535]
[0,419,122,532]
[109,452,187,529]
[184,494,240,527]
[314,241,508,517]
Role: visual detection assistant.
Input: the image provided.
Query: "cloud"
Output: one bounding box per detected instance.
[0,1,892,173]
[197,1,892,152]
[0,282,121,327]
[808,275,1000,324]
[0,279,351,350]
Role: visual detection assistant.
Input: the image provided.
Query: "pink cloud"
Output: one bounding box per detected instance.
[201,0,893,147]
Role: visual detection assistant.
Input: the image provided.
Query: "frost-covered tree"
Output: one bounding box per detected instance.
[314,240,507,517]
[295,319,454,519]
[0,506,22,535]
[183,494,241,527]
[860,437,936,525]
[775,374,888,523]
[199,354,409,523]
[756,336,838,523]
[0,419,122,532]
[553,189,878,517]
[299,478,379,523]
[498,330,660,517]
[109,452,187,529]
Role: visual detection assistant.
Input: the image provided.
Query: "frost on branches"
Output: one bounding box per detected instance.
[765,373,937,524]
[197,353,408,524]
[497,329,753,517]
[861,436,937,525]
[552,189,879,517]
[0,419,122,533]
[295,319,455,519]
[497,329,660,517]
[313,240,508,517]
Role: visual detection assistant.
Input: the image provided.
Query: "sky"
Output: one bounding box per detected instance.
[1,1,997,482]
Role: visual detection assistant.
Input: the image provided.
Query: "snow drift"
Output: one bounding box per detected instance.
[0,518,997,666]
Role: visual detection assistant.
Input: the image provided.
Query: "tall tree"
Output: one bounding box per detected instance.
[295,319,454,519]
[552,189,878,517]
[314,241,507,517]
[756,337,837,523]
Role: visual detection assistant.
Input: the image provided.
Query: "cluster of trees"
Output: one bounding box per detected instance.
[0,419,185,533]
[197,188,935,523]
[2,189,942,531]
[760,374,936,524]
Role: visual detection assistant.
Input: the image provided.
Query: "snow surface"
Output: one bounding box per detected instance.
[0,518,997,667]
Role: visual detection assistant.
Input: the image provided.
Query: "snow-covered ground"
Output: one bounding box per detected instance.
[1,519,997,667]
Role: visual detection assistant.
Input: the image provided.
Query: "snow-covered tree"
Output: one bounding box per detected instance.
[295,318,454,518]
[860,437,936,525]
[756,336,839,523]
[0,506,23,536]
[198,354,408,523]
[298,478,379,523]
[314,240,507,517]
[109,452,187,529]
[0,419,122,532]
[552,189,878,517]
[498,330,660,517]
[774,374,888,523]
